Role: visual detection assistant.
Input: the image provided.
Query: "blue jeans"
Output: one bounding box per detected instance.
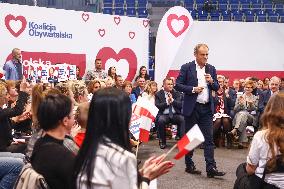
[0,157,24,189]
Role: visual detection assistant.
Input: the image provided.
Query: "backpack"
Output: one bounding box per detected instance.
[13,163,49,189]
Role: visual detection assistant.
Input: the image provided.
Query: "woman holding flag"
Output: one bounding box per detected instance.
[73,88,174,189]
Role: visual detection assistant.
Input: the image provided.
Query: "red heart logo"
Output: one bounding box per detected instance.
[96,47,137,81]
[82,13,89,22]
[114,16,121,25]
[5,14,27,37]
[98,29,105,37]
[167,14,189,38]
[143,20,149,28]
[129,32,135,39]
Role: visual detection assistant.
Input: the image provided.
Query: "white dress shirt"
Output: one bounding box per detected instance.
[195,63,209,104]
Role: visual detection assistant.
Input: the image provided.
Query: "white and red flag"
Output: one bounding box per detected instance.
[132,98,159,142]
[174,124,204,160]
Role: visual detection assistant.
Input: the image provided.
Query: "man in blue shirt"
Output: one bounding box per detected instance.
[3,48,23,80]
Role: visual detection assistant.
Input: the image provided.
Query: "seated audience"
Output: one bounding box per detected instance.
[229,80,259,148]
[155,78,184,149]
[31,94,75,189]
[234,92,284,189]
[73,87,174,189]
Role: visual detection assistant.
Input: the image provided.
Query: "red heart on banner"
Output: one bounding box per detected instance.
[167,14,189,38]
[82,13,89,22]
[143,20,149,28]
[96,47,137,81]
[114,16,121,25]
[98,29,105,37]
[5,14,27,37]
[129,32,135,39]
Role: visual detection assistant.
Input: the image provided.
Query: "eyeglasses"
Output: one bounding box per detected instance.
[245,86,253,89]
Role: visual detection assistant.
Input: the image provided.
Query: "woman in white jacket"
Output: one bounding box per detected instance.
[73,88,174,189]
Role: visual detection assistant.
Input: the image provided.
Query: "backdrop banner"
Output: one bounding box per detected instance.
[0,3,149,81]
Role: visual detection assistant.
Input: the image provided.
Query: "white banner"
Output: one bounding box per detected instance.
[155,6,193,87]
[0,3,149,81]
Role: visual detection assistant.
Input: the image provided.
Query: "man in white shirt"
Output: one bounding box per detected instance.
[175,44,226,178]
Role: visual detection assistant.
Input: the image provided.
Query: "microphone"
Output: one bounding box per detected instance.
[205,64,210,74]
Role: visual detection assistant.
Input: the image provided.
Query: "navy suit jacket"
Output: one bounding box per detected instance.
[131,86,142,100]
[258,89,272,114]
[175,61,219,117]
[155,89,182,115]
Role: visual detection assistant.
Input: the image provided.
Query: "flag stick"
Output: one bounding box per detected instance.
[135,141,140,158]
[157,144,177,164]
[164,143,177,159]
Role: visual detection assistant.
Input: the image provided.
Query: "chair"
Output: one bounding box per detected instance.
[256,10,267,21]
[137,8,148,18]
[210,11,221,20]
[267,10,278,22]
[274,4,284,12]
[114,7,125,15]
[126,0,135,8]
[232,10,244,21]
[126,8,136,17]
[103,7,113,14]
[229,0,239,4]
[230,3,240,11]
[184,1,194,9]
[198,10,209,20]
[250,0,258,4]
[244,10,255,21]
[241,3,251,11]
[219,3,229,11]
[251,3,262,10]
[190,9,199,20]
[103,0,113,8]
[219,0,228,4]
[263,3,273,11]
[222,10,232,20]
[280,16,284,23]
[137,0,147,8]
[114,0,124,7]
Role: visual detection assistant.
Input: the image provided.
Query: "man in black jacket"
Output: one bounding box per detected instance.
[155,78,184,149]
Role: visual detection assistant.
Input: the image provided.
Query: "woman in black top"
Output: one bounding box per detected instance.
[31,94,75,189]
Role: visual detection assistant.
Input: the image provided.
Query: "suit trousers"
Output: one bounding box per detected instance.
[184,102,216,171]
[157,114,184,144]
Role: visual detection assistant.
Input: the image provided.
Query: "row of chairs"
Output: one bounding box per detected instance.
[186,2,284,11]
[102,7,148,17]
[103,0,147,8]
[184,0,273,4]
[190,9,284,22]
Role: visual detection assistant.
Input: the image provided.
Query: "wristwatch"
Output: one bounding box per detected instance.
[141,177,150,185]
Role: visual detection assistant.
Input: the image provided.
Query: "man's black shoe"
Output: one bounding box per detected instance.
[159,143,166,149]
[185,166,202,175]
[207,168,226,178]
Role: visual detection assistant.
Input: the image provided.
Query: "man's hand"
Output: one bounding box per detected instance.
[204,74,213,84]
[193,86,204,94]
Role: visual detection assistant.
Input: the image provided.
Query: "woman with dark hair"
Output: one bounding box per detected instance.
[234,92,284,188]
[135,66,150,82]
[107,66,117,80]
[31,94,76,189]
[73,88,174,189]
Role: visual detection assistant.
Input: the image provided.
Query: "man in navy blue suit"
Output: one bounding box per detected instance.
[175,44,226,178]
[258,76,281,115]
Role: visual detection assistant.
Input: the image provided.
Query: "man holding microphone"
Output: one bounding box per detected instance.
[175,44,226,178]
